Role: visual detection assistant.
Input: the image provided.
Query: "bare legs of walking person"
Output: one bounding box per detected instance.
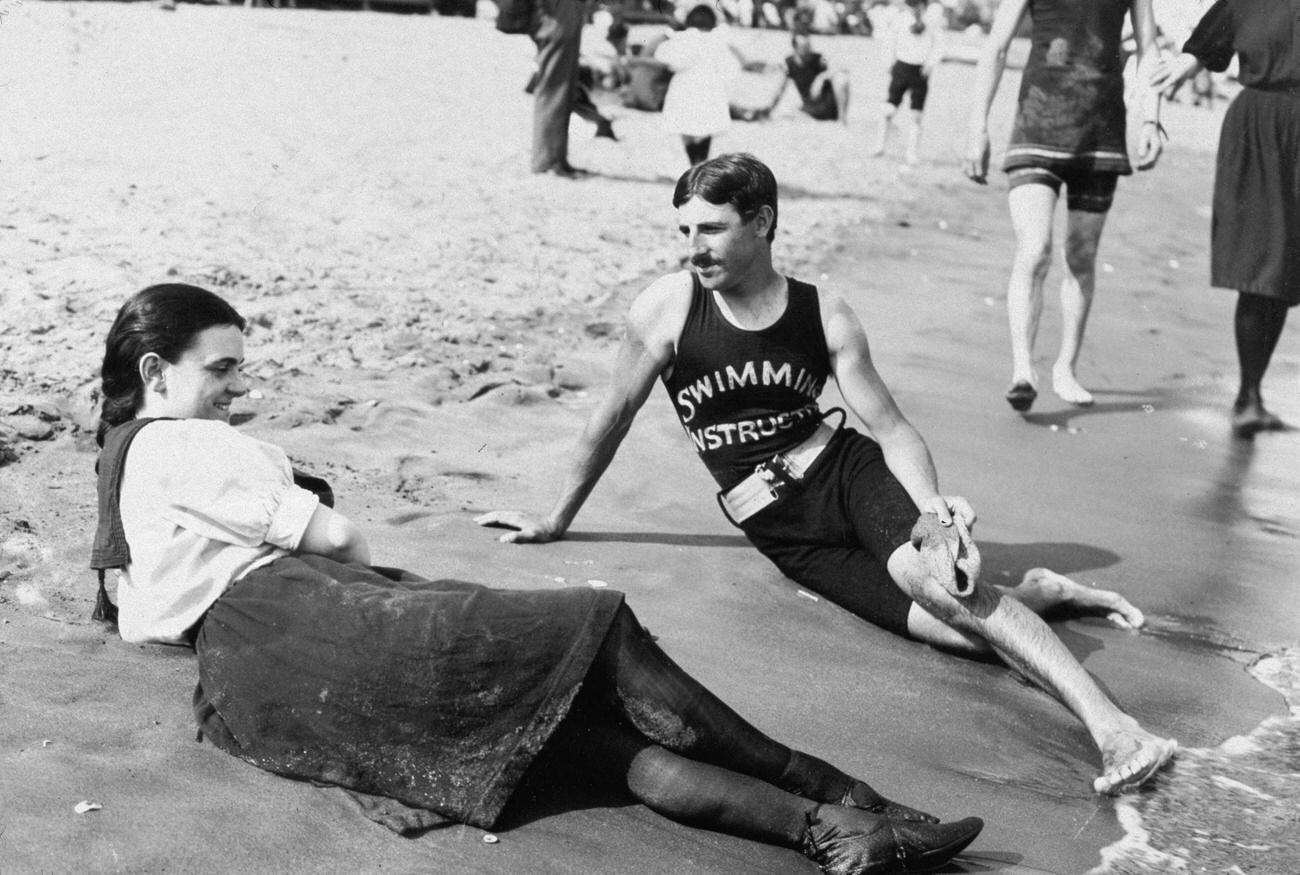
[1004,181,1109,410]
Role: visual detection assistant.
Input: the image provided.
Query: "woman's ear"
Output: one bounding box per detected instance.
[138,352,166,393]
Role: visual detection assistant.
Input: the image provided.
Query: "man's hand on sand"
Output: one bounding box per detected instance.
[475,511,560,544]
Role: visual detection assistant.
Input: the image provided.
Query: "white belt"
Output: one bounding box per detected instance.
[718,419,838,525]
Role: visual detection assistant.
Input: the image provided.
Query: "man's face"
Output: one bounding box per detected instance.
[793,35,812,58]
[676,197,769,292]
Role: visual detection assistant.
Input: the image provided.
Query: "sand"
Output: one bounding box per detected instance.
[2,3,1298,873]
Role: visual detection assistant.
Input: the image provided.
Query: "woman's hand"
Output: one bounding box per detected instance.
[1149,52,1202,96]
[474,510,562,544]
[961,129,991,184]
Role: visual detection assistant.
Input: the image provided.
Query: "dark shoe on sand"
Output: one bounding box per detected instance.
[841,780,938,824]
[801,805,983,874]
[1232,402,1289,439]
[1006,381,1037,412]
[535,163,591,179]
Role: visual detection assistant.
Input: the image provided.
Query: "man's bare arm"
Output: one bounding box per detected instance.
[961,0,1029,183]
[822,293,975,527]
[1130,0,1164,170]
[475,276,687,542]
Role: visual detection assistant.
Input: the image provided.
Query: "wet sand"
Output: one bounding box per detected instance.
[1,4,1297,872]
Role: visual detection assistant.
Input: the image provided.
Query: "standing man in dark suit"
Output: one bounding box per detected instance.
[532,0,589,176]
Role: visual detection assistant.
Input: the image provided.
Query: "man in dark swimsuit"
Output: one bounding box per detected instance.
[784,33,850,123]
[477,152,1176,797]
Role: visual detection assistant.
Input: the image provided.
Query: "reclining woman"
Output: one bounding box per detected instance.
[89,283,983,875]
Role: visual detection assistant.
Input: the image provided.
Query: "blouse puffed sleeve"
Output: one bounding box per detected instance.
[134,420,320,550]
[1182,0,1235,72]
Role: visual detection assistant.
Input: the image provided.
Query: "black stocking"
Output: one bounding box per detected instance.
[584,604,857,803]
[537,685,812,848]
[1235,292,1289,406]
[684,136,712,165]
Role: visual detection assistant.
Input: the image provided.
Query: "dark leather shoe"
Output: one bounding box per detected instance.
[549,163,590,178]
[801,805,983,874]
[840,780,938,824]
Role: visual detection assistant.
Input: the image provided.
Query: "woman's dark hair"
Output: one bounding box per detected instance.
[97,283,246,446]
[672,152,779,242]
[684,3,717,30]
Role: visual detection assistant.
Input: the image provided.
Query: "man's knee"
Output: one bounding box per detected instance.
[887,544,990,623]
[1063,236,1100,279]
[1013,238,1053,279]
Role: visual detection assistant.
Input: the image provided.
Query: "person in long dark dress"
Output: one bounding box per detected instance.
[91,283,983,874]
[1151,0,1300,437]
[962,0,1165,412]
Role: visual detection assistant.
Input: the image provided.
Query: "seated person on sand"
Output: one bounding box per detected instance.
[778,31,851,124]
[478,153,1178,797]
[582,9,632,92]
[89,283,984,875]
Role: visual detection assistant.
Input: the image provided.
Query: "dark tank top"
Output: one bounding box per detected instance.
[663,275,831,490]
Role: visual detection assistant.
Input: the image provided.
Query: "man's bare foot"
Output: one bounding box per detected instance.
[1011,568,1145,629]
[1232,398,1288,439]
[1052,367,1094,406]
[1094,726,1177,795]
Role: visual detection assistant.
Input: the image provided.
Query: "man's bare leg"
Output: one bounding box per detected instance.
[890,545,1177,795]
[1051,207,1108,407]
[1008,567,1144,629]
[831,71,851,125]
[870,103,894,156]
[1004,183,1057,408]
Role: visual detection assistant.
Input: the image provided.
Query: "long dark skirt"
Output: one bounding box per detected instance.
[1211,87,1300,303]
[192,554,624,829]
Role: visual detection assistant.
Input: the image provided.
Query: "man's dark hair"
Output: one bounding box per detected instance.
[683,3,717,30]
[672,153,779,242]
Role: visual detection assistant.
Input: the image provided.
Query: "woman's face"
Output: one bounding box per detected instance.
[148,324,248,422]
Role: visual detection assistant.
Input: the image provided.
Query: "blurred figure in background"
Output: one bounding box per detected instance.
[870,0,945,164]
[657,3,743,165]
[531,0,590,177]
[783,32,852,123]
[962,0,1164,412]
[1152,0,1300,437]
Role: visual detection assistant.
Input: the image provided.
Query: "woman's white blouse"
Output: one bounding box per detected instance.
[116,419,319,644]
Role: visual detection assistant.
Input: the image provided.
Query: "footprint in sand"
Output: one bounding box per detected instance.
[0,527,50,578]
[1,527,53,609]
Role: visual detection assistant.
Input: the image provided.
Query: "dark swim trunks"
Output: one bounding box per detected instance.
[739,428,919,637]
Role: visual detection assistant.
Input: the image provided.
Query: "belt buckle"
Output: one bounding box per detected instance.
[755,454,796,498]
